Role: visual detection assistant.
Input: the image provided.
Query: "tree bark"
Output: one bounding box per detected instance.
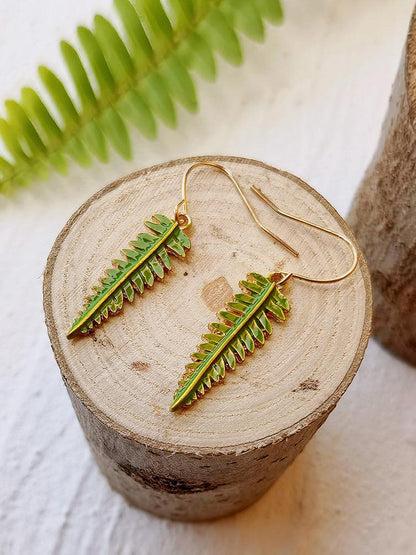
[348,8,416,365]
[44,156,371,521]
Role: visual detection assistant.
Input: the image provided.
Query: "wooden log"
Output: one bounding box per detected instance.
[348,7,416,365]
[43,156,371,521]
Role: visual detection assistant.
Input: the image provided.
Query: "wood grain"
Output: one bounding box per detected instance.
[44,156,371,520]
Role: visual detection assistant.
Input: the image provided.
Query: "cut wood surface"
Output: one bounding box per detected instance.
[44,155,371,521]
[348,7,416,365]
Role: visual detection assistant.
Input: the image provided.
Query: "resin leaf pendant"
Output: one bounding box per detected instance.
[67,214,190,339]
[170,273,290,411]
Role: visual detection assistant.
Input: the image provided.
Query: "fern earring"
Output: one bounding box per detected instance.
[67,161,278,339]
[66,212,191,338]
[170,170,358,411]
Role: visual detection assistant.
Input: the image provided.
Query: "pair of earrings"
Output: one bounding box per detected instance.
[67,161,358,412]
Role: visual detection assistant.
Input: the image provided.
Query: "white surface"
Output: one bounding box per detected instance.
[0,1,415,554]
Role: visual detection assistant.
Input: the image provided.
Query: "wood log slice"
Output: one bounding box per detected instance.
[348,7,416,365]
[43,156,371,521]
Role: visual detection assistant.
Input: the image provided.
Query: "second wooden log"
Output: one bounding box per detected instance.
[348,7,416,365]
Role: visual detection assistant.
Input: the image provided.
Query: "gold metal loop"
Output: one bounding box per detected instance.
[251,186,358,284]
[175,161,299,257]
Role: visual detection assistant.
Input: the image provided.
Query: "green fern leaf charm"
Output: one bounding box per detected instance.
[67,214,190,339]
[170,272,289,411]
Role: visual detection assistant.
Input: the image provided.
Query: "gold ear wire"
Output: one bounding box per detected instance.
[175,162,358,284]
[175,161,299,257]
[250,186,358,284]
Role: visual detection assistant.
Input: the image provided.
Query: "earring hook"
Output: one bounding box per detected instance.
[175,161,299,257]
[250,186,358,284]
[175,162,358,285]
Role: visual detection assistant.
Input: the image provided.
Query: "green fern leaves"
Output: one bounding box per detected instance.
[170,272,289,411]
[0,0,283,195]
[67,214,190,339]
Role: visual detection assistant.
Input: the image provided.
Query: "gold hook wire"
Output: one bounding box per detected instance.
[175,162,358,284]
[250,186,358,284]
[175,161,299,257]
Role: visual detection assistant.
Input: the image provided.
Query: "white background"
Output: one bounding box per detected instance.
[1,1,416,553]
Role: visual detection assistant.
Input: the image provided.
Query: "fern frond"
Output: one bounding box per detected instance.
[0,0,283,195]
[170,272,289,411]
[67,214,190,339]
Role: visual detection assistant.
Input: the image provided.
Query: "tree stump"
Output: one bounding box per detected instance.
[44,156,371,521]
[348,7,416,365]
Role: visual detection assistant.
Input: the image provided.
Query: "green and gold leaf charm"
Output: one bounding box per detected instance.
[170,273,290,411]
[67,214,190,339]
